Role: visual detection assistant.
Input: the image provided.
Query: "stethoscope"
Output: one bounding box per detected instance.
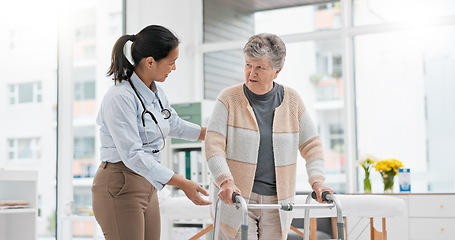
[128,77,171,153]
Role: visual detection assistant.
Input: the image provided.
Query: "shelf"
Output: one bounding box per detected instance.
[0,170,38,240]
[0,170,37,181]
[174,220,206,225]
[170,142,203,150]
[0,208,37,215]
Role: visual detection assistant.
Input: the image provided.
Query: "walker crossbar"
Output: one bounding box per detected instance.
[246,203,335,210]
[212,192,344,240]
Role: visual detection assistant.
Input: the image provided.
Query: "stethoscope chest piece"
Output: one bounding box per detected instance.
[161,108,171,119]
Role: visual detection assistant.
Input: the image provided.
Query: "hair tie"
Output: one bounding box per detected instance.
[130,34,136,41]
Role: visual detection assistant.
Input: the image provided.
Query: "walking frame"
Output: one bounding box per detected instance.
[212,192,344,240]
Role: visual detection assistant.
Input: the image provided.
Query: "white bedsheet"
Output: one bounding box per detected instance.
[292,194,404,218]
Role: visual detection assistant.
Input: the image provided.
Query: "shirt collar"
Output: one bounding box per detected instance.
[130,72,157,103]
[243,82,278,101]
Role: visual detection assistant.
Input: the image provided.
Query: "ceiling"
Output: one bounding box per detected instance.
[209,0,336,12]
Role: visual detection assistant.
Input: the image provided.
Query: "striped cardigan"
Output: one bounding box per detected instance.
[205,83,326,238]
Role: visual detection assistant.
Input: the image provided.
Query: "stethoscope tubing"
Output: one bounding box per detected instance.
[127,77,171,153]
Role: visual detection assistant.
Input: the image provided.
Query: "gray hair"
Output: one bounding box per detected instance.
[243,33,286,71]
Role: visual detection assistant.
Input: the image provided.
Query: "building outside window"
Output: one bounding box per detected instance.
[7,137,42,160]
[8,82,42,105]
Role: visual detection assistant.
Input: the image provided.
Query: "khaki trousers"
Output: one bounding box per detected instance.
[220,192,284,240]
[91,161,160,240]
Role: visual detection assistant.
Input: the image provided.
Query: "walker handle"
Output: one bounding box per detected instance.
[311,191,332,202]
[232,192,241,203]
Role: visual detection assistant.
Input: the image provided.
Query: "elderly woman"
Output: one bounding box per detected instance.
[205,33,333,240]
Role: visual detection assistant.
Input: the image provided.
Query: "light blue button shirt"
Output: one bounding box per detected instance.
[97,72,201,190]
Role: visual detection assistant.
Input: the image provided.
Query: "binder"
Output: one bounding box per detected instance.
[196,151,203,183]
[177,151,186,178]
[190,150,199,182]
[185,151,191,180]
[173,151,179,175]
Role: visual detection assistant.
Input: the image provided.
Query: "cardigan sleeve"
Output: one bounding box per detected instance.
[294,92,326,186]
[205,99,234,187]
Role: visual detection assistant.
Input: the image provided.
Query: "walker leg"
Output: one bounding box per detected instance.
[304,193,313,240]
[233,194,249,240]
[325,194,344,240]
[213,199,222,240]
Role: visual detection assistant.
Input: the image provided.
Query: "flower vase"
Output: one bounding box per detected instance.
[363,172,372,193]
[382,173,395,193]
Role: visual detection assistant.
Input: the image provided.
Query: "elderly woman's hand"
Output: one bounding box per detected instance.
[218,179,241,205]
[311,182,334,203]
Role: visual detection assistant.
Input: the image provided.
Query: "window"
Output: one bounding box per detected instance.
[74,136,95,160]
[74,81,96,101]
[0,0,122,239]
[108,12,123,37]
[66,1,123,238]
[74,8,97,61]
[254,2,341,36]
[7,137,41,160]
[203,1,346,193]
[73,126,96,178]
[353,0,455,26]
[8,82,42,105]
[203,0,455,193]
[282,40,345,193]
[74,66,97,116]
[329,124,344,155]
[355,26,455,193]
[8,28,36,51]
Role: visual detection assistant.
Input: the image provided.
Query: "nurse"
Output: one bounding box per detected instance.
[92,25,211,240]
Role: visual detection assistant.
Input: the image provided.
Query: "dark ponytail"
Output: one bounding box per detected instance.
[107,25,180,83]
[107,35,135,82]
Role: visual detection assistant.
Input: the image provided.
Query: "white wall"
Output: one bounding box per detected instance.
[126,0,204,103]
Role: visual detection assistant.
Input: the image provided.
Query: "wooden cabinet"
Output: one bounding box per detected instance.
[346,193,455,240]
[407,194,455,240]
[0,170,38,240]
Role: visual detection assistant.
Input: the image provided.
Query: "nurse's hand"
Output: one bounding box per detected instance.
[311,181,334,203]
[181,180,212,206]
[218,179,241,205]
[168,173,212,206]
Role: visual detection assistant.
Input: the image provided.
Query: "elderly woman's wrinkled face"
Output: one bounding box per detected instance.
[244,57,281,95]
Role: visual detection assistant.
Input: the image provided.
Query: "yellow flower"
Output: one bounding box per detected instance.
[374,158,404,176]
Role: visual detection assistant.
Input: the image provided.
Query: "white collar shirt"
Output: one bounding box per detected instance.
[96,72,201,190]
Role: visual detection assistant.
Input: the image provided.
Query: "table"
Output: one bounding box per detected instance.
[159,194,405,239]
